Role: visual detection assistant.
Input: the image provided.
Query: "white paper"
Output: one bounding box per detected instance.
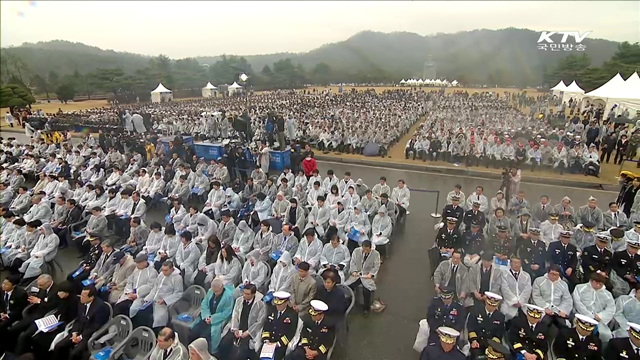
[35,314,61,332]
[260,342,277,360]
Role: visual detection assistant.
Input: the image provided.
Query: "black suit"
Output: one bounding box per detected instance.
[55,206,83,246]
[0,287,28,333]
[553,327,602,360]
[5,284,60,352]
[262,306,299,360]
[51,298,110,360]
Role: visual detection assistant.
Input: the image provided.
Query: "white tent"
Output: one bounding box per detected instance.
[201,82,217,98]
[151,83,173,103]
[399,79,407,85]
[618,72,640,113]
[451,80,459,86]
[582,73,627,111]
[584,72,640,113]
[550,80,568,96]
[417,79,424,85]
[228,81,243,95]
[561,80,585,103]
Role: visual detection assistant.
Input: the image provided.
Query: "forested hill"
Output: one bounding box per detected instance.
[1,28,620,87]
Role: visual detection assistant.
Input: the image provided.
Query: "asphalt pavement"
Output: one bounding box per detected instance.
[0,131,618,360]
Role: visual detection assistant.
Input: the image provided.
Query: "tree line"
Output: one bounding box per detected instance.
[1,41,638,108]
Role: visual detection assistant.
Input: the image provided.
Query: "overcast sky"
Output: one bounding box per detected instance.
[1,1,638,58]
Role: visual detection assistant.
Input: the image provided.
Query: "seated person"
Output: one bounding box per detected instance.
[507,304,550,360]
[531,265,573,328]
[467,292,505,360]
[426,285,466,344]
[188,278,234,354]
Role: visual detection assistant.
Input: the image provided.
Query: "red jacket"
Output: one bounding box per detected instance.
[302,157,317,177]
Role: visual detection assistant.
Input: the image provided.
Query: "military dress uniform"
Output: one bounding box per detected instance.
[287,300,335,360]
[426,289,466,343]
[611,241,640,287]
[467,293,505,360]
[553,314,602,360]
[547,233,579,290]
[507,305,550,360]
[463,207,486,231]
[262,293,299,360]
[463,223,485,256]
[519,229,547,282]
[442,203,465,230]
[436,224,463,250]
[581,243,613,280]
[420,327,466,360]
[604,322,640,360]
[67,237,103,289]
[492,227,514,258]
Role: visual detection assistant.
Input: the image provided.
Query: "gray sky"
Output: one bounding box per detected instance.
[1,1,638,58]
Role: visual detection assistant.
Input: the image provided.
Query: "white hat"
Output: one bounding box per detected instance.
[309,300,329,315]
[626,239,640,248]
[628,322,640,340]
[437,327,460,344]
[588,196,597,201]
[574,314,598,331]
[273,291,291,300]
[525,304,545,319]
[484,291,503,301]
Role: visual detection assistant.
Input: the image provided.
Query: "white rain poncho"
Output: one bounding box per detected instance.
[573,282,616,343]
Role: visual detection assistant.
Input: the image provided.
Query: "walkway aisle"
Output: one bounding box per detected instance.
[387,117,425,159]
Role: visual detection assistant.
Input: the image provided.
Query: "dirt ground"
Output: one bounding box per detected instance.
[1,99,110,118]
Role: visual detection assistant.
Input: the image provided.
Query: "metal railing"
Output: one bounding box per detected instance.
[408,188,441,218]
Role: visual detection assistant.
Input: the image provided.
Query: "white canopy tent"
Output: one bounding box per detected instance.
[582,73,629,112]
[550,80,568,96]
[451,80,459,86]
[228,81,243,95]
[201,82,217,98]
[617,72,640,113]
[561,81,585,103]
[399,79,407,85]
[151,83,173,103]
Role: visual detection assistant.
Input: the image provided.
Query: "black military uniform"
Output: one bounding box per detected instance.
[581,243,613,280]
[262,305,299,360]
[426,288,466,343]
[442,204,464,229]
[420,327,466,360]
[287,317,335,360]
[436,223,462,250]
[463,205,486,231]
[67,238,103,290]
[519,230,546,282]
[420,343,466,360]
[507,308,550,360]
[467,303,505,359]
[604,338,640,360]
[547,235,579,291]
[462,223,485,256]
[612,247,640,287]
[553,325,602,360]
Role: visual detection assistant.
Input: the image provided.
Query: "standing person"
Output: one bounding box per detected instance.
[4,111,14,128]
